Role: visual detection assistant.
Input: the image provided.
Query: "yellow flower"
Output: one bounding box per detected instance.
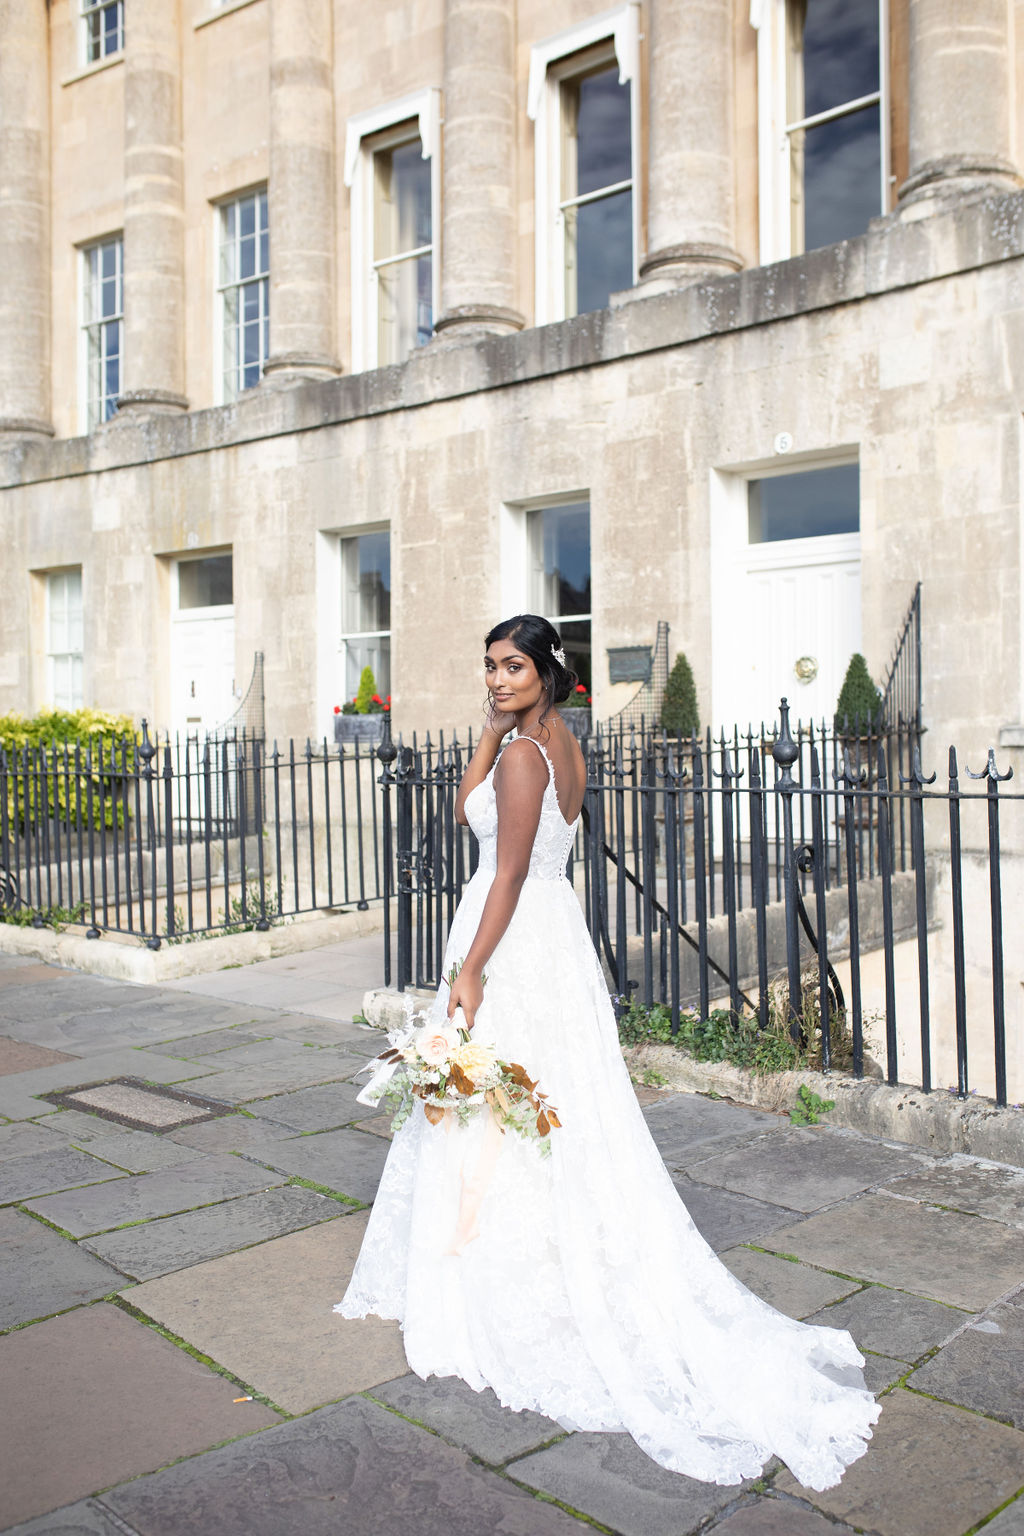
[452,1039,498,1080]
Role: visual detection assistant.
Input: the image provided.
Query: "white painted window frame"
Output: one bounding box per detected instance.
[214,187,270,404]
[528,3,641,324]
[80,0,124,65]
[337,523,392,700]
[750,0,889,264]
[499,492,593,647]
[344,89,442,373]
[46,568,85,711]
[78,234,123,434]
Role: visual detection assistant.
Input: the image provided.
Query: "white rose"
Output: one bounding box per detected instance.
[414,1023,460,1067]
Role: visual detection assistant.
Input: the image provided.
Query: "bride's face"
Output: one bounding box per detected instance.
[484,639,545,716]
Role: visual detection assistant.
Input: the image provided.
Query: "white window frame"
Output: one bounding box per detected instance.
[80,0,124,65]
[215,188,270,404]
[46,569,85,711]
[337,525,396,700]
[751,0,889,264]
[79,234,123,434]
[528,3,641,324]
[500,493,593,656]
[344,89,441,373]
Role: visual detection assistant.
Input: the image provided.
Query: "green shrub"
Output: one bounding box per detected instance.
[0,708,137,834]
[660,653,700,736]
[834,654,883,734]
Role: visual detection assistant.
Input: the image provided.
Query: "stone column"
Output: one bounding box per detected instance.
[0,0,53,439]
[432,0,524,340]
[118,0,188,414]
[262,0,341,382]
[638,0,743,290]
[900,0,1022,206]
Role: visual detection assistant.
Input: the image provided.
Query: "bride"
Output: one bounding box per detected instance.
[336,613,879,1490]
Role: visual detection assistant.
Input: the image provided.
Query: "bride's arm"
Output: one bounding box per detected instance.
[447,740,546,1027]
[454,714,515,824]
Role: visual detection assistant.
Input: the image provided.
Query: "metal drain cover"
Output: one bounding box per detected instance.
[42,1078,231,1132]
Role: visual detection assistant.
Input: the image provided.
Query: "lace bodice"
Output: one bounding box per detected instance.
[465,736,580,881]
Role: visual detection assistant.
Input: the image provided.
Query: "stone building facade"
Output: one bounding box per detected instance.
[1,0,1023,767]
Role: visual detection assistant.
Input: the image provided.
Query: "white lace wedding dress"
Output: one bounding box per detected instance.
[336,736,879,1490]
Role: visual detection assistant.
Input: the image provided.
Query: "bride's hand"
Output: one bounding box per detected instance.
[447,967,484,1030]
[484,701,517,739]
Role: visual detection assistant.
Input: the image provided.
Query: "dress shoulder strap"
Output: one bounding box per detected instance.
[505,733,556,786]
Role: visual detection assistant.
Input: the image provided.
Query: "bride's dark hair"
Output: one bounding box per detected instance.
[485,614,578,721]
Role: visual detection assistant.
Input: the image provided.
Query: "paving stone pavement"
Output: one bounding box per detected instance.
[2,947,1024,1536]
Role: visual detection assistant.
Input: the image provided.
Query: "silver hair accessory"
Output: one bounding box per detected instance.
[551,645,567,668]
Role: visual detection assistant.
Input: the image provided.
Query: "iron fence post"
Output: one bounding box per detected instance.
[395,742,414,992]
[772,699,803,1040]
[376,713,398,989]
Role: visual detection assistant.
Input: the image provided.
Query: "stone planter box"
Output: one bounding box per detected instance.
[333,714,386,745]
[560,709,592,740]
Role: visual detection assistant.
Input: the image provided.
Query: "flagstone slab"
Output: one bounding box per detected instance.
[690,1129,933,1214]
[83,1185,341,1280]
[2,1497,137,1535]
[0,1049,216,1120]
[24,1154,286,1236]
[256,1015,386,1053]
[758,1193,1024,1310]
[983,1494,1024,1535]
[888,1158,1024,1228]
[712,1501,861,1536]
[673,1175,802,1251]
[802,1283,968,1361]
[242,1127,389,1203]
[104,1395,583,1536]
[187,1055,365,1105]
[121,1214,406,1412]
[775,1390,1024,1536]
[0,1037,77,1075]
[33,1109,132,1143]
[0,1207,125,1331]
[642,1096,785,1166]
[247,1082,382,1131]
[0,1146,126,1204]
[156,1028,265,1057]
[78,1129,208,1172]
[720,1248,861,1319]
[0,1302,280,1529]
[180,1038,334,1070]
[908,1293,1024,1426]
[860,1353,909,1394]
[508,1429,747,1536]
[163,1111,299,1153]
[0,1120,72,1162]
[368,1374,561,1464]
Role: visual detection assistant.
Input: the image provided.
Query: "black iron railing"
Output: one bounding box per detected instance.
[381,703,1021,1107]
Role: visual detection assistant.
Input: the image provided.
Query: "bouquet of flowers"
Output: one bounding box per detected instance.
[356,988,561,1154]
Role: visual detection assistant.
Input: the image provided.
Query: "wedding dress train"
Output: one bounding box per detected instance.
[336,736,879,1490]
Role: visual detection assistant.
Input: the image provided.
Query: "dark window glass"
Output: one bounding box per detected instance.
[576,67,632,195]
[178,555,234,609]
[802,104,881,248]
[748,464,859,543]
[801,0,879,120]
[573,189,633,315]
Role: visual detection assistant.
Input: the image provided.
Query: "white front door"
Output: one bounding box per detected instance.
[169,554,236,738]
[741,533,862,730]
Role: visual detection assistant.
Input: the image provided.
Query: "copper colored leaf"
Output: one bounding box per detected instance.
[423,1102,447,1125]
[546,1107,562,1129]
[536,1111,550,1137]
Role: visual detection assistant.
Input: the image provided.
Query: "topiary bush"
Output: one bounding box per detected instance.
[660,653,700,736]
[0,708,138,834]
[834,654,883,734]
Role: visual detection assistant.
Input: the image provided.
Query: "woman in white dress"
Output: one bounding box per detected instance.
[337,614,879,1491]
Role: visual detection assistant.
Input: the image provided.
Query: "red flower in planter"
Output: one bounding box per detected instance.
[575,683,586,693]
[333,705,341,714]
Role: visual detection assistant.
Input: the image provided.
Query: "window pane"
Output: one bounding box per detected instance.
[748,464,859,543]
[529,502,591,619]
[798,103,881,250]
[801,0,879,120]
[377,252,432,363]
[178,555,234,609]
[575,68,632,196]
[375,137,430,262]
[558,619,592,692]
[342,531,391,633]
[567,187,633,315]
[344,636,391,700]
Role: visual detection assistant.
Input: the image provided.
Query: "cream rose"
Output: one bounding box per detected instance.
[413,1023,460,1067]
[453,1039,498,1080]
